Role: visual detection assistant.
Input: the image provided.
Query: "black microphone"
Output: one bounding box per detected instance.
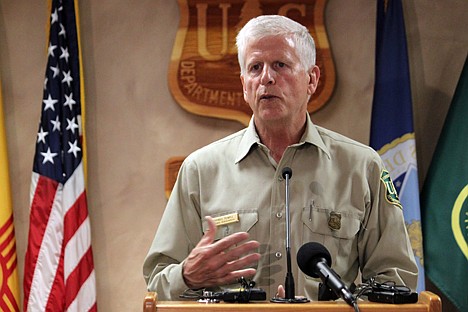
[282,166,292,179]
[297,242,356,307]
[271,167,308,303]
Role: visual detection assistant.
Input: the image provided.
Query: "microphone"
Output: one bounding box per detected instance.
[282,167,294,300]
[271,167,308,303]
[297,242,356,307]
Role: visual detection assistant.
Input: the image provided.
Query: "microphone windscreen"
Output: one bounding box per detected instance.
[282,167,293,179]
[297,242,332,278]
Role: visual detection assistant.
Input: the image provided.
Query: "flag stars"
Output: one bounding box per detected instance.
[27,0,97,306]
[41,147,58,164]
[50,64,60,78]
[37,127,48,144]
[48,42,57,57]
[60,47,69,63]
[67,140,81,158]
[59,24,66,37]
[64,93,76,110]
[51,9,59,25]
[66,117,79,134]
[51,116,61,132]
[43,94,58,111]
[62,70,73,87]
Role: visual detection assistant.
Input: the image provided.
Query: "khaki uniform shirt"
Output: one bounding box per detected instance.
[143,115,418,300]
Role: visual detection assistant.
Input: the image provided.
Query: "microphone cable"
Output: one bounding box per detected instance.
[353,277,417,304]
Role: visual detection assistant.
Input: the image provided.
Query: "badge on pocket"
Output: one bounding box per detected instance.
[328,211,341,231]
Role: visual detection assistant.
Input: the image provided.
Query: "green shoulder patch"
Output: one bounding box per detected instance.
[380,169,403,209]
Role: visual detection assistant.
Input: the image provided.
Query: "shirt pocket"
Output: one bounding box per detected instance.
[203,211,258,241]
[301,207,361,261]
[302,207,361,239]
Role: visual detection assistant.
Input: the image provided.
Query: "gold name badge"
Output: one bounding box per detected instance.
[213,213,239,226]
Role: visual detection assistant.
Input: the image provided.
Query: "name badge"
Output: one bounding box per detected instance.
[213,213,239,226]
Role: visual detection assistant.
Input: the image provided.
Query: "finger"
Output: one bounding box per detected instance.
[203,243,261,283]
[210,231,251,255]
[195,216,217,247]
[203,233,260,273]
[206,216,216,234]
[215,268,258,286]
[221,240,260,263]
[223,252,261,273]
[196,247,260,281]
[204,234,256,271]
[277,284,285,298]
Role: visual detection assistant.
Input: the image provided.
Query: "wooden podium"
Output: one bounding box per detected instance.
[143,291,441,312]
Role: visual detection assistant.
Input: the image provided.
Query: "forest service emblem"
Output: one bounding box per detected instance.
[380,169,403,209]
[169,0,335,125]
[328,211,341,231]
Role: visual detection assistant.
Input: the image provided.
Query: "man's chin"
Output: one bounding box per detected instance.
[256,112,289,125]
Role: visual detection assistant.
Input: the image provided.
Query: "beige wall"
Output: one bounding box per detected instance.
[1,0,467,311]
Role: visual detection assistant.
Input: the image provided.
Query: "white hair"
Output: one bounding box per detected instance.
[236,15,316,75]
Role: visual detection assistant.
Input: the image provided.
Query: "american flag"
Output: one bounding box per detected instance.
[23,0,97,311]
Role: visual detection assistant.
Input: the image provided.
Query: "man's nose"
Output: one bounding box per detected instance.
[260,66,275,85]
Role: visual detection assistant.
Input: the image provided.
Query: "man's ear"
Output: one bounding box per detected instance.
[307,65,321,96]
[240,75,248,100]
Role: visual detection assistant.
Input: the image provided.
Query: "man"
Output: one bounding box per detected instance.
[143,15,418,300]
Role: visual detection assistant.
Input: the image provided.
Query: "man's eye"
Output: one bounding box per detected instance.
[277,62,285,68]
[251,64,260,71]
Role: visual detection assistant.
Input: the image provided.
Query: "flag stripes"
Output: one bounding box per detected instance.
[23,0,97,310]
[0,215,19,311]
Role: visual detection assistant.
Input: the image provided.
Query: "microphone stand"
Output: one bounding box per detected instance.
[271,167,309,303]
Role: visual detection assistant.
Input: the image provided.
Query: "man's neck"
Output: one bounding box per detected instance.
[255,116,307,163]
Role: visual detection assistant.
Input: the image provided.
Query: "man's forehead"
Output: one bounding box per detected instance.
[245,36,298,60]
[247,34,296,52]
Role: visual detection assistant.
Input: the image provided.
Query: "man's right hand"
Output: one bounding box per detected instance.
[182,216,261,289]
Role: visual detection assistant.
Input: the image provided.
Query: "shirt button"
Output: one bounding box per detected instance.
[275,252,282,259]
[276,212,282,218]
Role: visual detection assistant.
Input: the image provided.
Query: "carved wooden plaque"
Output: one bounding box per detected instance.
[164,156,185,198]
[168,0,335,126]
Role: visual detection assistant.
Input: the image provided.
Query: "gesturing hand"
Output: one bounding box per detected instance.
[182,216,261,289]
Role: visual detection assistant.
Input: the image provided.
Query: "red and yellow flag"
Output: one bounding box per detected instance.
[0,81,20,311]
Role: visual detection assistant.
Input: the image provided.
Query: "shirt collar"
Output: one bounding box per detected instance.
[235,117,261,163]
[235,114,331,163]
[299,114,331,159]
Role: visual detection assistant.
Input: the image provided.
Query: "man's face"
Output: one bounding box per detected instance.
[240,35,319,125]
